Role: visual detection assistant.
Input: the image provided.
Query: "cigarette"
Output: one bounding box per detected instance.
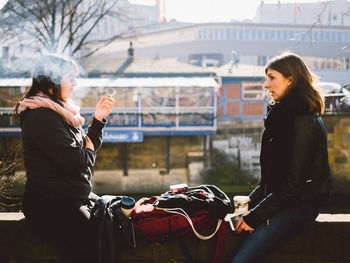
[108,89,117,97]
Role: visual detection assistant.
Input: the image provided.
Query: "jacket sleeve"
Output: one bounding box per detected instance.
[85,117,106,152]
[244,115,319,228]
[25,109,97,171]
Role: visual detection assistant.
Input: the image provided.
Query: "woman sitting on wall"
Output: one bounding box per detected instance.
[14,54,115,263]
[231,52,333,263]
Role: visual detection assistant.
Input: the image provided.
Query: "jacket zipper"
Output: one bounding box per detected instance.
[264,183,270,226]
[131,221,136,248]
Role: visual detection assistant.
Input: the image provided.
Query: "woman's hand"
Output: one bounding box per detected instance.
[235,218,254,234]
[94,94,115,121]
[85,135,94,151]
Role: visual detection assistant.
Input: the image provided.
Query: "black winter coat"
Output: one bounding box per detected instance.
[20,107,106,200]
[244,89,333,228]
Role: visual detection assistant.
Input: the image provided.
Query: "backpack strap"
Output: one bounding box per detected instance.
[157,207,222,240]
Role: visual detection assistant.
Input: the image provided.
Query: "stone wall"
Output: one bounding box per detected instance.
[0,213,349,263]
[323,114,350,181]
[93,135,204,170]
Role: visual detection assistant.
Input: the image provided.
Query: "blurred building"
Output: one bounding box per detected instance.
[82,0,350,85]
[87,20,350,85]
[253,0,350,26]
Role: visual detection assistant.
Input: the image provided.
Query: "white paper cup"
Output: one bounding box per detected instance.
[233,195,250,215]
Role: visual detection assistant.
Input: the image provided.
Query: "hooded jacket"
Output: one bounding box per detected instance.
[244,89,333,228]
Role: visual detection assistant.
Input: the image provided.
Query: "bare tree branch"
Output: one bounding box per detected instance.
[0,144,23,212]
[1,0,126,57]
[82,34,123,58]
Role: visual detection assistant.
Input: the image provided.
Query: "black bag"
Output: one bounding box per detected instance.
[92,195,136,263]
[154,184,232,219]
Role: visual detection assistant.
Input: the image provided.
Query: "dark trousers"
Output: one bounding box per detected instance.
[231,204,320,263]
[22,193,99,263]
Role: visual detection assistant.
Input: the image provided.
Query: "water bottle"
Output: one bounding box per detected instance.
[120,197,135,218]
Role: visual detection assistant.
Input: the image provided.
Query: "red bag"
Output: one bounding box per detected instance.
[132,196,219,241]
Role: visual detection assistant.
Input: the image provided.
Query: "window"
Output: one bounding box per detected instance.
[337,32,342,42]
[231,29,237,39]
[312,31,318,41]
[202,28,207,40]
[0,87,23,107]
[142,87,175,107]
[251,29,256,40]
[304,57,313,69]
[258,56,266,66]
[264,30,269,40]
[336,57,343,70]
[342,32,347,42]
[331,32,336,41]
[288,30,294,40]
[276,30,281,40]
[313,57,319,70]
[319,31,324,41]
[269,30,275,40]
[242,82,266,100]
[226,28,231,39]
[179,87,212,107]
[305,31,312,41]
[325,32,330,42]
[283,30,288,40]
[245,29,251,40]
[326,57,332,69]
[214,28,219,40]
[258,29,263,40]
[238,29,243,40]
[320,57,326,70]
[346,57,350,70]
[220,28,225,40]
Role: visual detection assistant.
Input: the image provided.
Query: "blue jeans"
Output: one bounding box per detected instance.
[231,204,320,263]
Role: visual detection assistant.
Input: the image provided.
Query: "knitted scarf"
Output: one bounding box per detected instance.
[18,92,85,128]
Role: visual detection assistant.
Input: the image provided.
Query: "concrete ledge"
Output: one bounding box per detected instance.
[0,213,349,263]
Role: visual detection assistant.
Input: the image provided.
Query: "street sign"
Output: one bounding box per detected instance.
[102,130,143,142]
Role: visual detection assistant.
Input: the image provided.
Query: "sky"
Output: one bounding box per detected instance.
[0,0,7,10]
[129,0,326,22]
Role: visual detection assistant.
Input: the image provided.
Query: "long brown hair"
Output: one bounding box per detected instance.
[14,54,76,113]
[265,52,324,115]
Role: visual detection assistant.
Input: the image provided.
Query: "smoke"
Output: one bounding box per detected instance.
[32,54,77,84]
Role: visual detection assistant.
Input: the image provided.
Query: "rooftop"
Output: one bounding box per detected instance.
[79,56,214,76]
[213,63,265,77]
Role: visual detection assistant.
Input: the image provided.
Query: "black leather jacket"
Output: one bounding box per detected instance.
[244,90,333,228]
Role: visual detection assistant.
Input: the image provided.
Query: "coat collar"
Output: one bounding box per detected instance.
[264,88,309,131]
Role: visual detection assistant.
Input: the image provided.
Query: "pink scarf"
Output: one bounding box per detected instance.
[18,92,85,128]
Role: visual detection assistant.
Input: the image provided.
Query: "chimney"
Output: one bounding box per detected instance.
[2,46,9,60]
[128,41,134,58]
[260,1,264,21]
